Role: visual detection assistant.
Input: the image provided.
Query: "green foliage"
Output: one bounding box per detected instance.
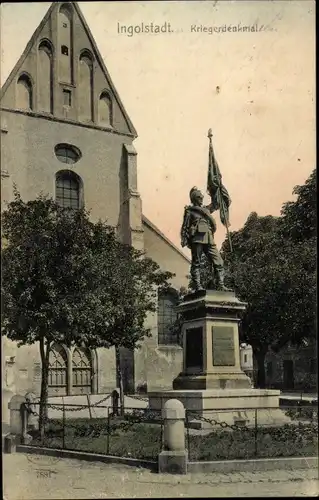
[220,171,316,387]
[222,214,316,352]
[2,192,174,425]
[30,417,162,460]
[2,192,174,351]
[29,415,318,461]
[280,169,316,242]
[188,423,317,461]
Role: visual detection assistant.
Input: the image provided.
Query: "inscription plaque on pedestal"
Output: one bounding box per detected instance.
[185,327,203,369]
[212,326,235,366]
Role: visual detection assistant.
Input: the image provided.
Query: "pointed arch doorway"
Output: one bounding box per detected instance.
[72,347,92,395]
[48,344,68,396]
[48,344,98,396]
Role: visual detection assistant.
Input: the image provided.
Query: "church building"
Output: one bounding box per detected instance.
[1,2,189,415]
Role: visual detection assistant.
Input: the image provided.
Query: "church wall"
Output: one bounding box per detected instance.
[1,336,118,425]
[134,337,183,391]
[134,222,189,391]
[1,109,133,228]
[1,2,193,405]
[1,107,134,407]
[142,220,190,290]
[97,347,117,393]
[1,338,119,398]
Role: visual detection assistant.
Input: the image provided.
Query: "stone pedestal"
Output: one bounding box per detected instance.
[148,388,290,428]
[173,289,252,390]
[149,290,290,428]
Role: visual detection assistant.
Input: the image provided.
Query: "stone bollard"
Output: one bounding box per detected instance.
[158,399,188,474]
[7,394,33,450]
[5,394,25,452]
[8,394,26,438]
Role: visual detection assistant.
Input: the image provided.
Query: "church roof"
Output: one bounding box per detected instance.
[142,215,191,264]
[0,1,137,137]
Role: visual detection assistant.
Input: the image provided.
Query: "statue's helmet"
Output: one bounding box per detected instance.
[189,186,203,203]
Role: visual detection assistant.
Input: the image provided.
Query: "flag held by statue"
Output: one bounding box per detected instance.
[206,129,231,228]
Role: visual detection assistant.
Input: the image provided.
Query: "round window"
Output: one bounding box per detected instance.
[54,144,82,164]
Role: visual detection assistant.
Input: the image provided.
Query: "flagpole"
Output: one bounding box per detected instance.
[207,129,233,253]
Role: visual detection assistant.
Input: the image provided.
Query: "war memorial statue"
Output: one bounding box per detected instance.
[181,187,228,291]
[180,130,232,292]
[148,130,290,437]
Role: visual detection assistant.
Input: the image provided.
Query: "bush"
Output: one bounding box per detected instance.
[188,423,318,461]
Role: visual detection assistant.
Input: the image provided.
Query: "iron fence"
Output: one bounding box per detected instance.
[185,405,318,461]
[24,401,318,463]
[27,402,163,461]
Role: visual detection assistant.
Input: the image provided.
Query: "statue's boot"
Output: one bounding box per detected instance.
[206,267,217,290]
[192,268,204,292]
[215,269,232,292]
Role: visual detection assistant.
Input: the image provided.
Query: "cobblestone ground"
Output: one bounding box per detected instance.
[3,453,319,499]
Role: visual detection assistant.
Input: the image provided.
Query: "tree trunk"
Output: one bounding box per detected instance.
[39,338,51,438]
[115,346,124,416]
[255,350,267,389]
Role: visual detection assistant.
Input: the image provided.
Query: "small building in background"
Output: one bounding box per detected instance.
[264,340,317,393]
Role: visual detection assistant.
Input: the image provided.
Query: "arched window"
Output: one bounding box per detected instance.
[16,74,33,110]
[58,4,72,83]
[158,289,179,345]
[72,347,92,395]
[55,143,82,164]
[56,170,82,209]
[98,91,112,126]
[48,344,68,396]
[38,40,53,113]
[79,52,93,122]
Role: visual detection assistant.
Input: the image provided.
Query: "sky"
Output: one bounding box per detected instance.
[0,1,315,253]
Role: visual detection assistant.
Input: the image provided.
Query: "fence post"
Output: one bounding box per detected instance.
[186,410,191,461]
[158,399,187,474]
[254,408,258,457]
[111,390,119,417]
[86,394,93,420]
[106,406,110,454]
[62,404,66,449]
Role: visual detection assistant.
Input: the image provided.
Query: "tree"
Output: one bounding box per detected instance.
[83,239,174,413]
[2,191,174,427]
[280,169,316,242]
[221,170,316,388]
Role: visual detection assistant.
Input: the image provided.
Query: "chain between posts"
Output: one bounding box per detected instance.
[186,411,252,432]
[29,393,112,416]
[30,393,149,416]
[126,394,149,402]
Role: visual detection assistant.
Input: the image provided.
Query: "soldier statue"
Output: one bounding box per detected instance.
[181,186,229,292]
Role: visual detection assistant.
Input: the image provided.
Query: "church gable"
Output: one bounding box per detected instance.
[0,2,136,136]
